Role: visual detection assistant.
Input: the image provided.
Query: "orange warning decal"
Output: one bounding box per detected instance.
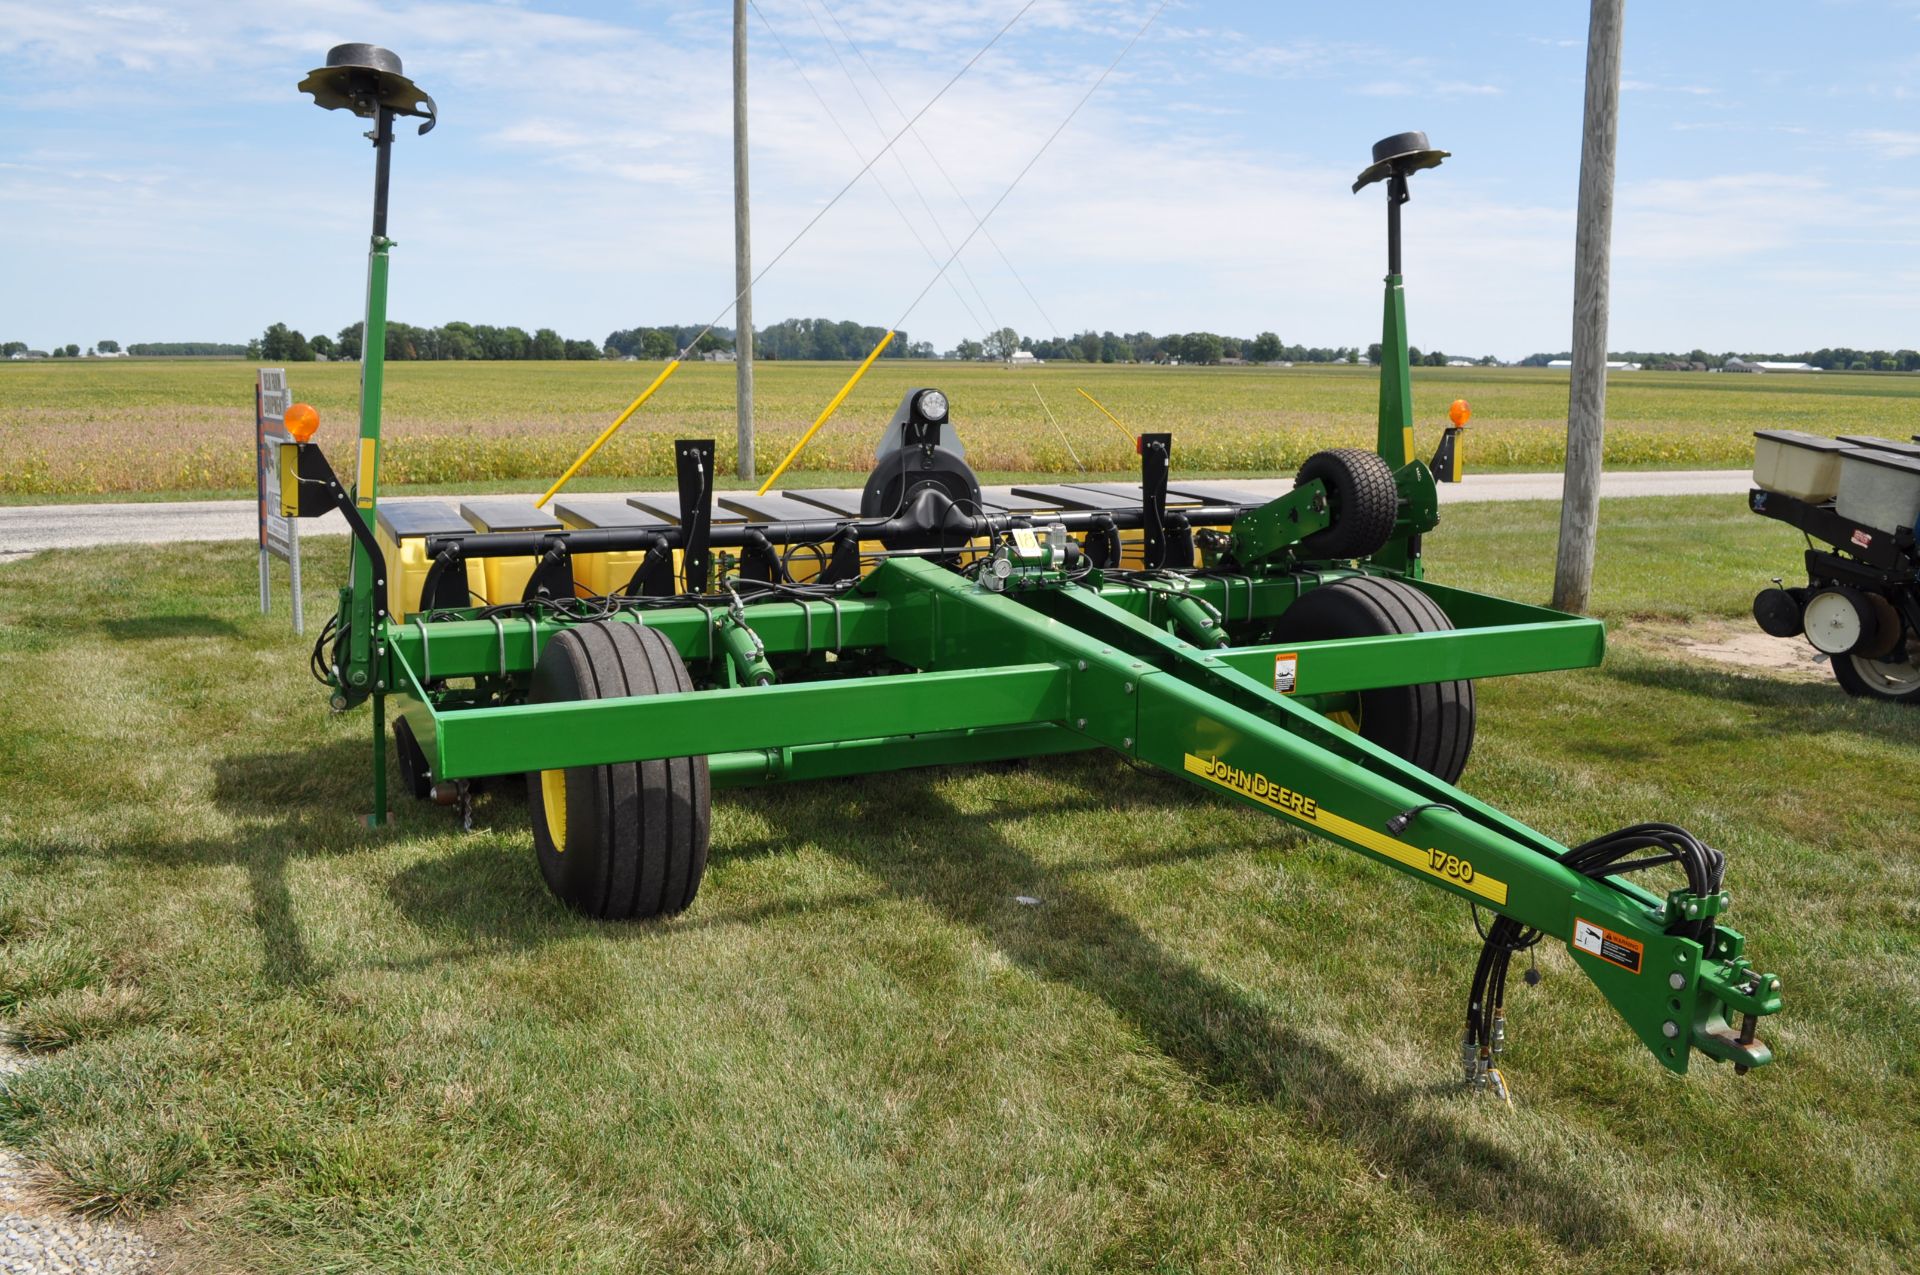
[1572,917,1643,974]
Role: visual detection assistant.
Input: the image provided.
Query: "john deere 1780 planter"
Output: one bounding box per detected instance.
[281,47,1780,1091]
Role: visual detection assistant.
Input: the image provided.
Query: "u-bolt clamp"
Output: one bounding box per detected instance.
[411,615,433,682]
[489,615,507,676]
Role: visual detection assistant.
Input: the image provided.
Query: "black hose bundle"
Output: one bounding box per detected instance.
[1463,910,1542,1089]
[309,610,341,687]
[1463,821,1726,1087]
[1559,821,1725,947]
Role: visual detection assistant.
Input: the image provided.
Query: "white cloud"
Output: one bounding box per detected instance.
[1857,129,1920,159]
[1621,78,1714,96]
[2,0,1916,359]
[1355,80,1500,98]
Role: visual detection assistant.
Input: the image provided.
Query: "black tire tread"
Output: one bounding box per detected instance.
[1269,575,1476,783]
[524,621,710,920]
[574,622,642,919]
[1294,448,1399,560]
[1832,650,1920,703]
[392,716,433,801]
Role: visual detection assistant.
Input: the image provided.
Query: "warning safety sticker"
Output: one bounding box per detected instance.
[1273,652,1298,694]
[1572,917,1643,974]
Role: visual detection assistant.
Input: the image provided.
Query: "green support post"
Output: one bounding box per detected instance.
[352,105,397,825]
[295,44,436,826]
[369,691,388,827]
[1377,273,1413,469]
[1357,136,1451,576]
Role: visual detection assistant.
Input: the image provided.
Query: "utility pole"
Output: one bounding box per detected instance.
[1552,0,1624,614]
[733,0,755,481]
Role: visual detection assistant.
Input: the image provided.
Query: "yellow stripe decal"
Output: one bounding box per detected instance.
[1401,426,1415,464]
[1182,752,1507,904]
[356,438,377,509]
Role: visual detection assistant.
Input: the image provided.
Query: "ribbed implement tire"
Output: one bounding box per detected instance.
[1269,576,1476,783]
[526,622,710,919]
[1293,448,1399,560]
[1831,647,1920,704]
[393,715,433,801]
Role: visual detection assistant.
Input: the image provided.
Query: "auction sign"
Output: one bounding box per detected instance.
[255,367,304,633]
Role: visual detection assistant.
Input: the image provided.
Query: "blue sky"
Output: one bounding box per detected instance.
[3,1,1917,359]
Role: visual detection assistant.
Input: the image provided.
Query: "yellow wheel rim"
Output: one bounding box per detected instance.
[1326,705,1362,733]
[540,769,568,851]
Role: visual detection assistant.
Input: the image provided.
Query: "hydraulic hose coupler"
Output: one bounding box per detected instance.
[1460,1030,1478,1086]
[717,614,774,687]
[1490,1011,1507,1057]
[1164,593,1229,648]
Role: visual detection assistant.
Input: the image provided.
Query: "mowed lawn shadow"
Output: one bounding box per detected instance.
[178,740,1664,1250]
[98,614,243,640]
[1605,655,1920,747]
[27,735,524,991]
[731,768,1647,1256]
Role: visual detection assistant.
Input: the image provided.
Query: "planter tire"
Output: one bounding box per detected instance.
[1269,575,1476,783]
[393,716,433,801]
[1831,643,1920,704]
[526,622,710,919]
[1293,448,1399,561]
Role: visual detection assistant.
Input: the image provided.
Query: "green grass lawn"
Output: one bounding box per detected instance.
[7,358,1920,501]
[0,495,1916,1272]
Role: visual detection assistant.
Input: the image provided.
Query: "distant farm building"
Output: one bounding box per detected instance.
[1547,359,1641,370]
[1009,349,1042,366]
[1724,358,1820,373]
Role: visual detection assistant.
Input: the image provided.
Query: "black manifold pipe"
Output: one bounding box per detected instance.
[421,500,1245,560]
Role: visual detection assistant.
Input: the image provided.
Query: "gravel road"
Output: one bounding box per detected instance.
[0,1050,159,1275]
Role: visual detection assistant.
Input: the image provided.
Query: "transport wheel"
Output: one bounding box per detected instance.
[393,716,433,801]
[1293,448,1399,560]
[1269,576,1476,783]
[1831,637,1920,704]
[526,622,711,919]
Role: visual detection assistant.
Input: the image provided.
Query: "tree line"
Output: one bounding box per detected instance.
[604,319,933,361]
[253,321,601,363]
[2,340,134,358]
[5,327,1353,365]
[949,329,1362,365]
[126,342,245,357]
[1520,347,1920,372]
[19,325,1917,372]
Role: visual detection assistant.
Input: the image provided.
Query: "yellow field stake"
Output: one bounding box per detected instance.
[756,329,895,496]
[1075,386,1139,450]
[536,359,684,507]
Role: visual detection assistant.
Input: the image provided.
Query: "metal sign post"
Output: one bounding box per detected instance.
[255,367,304,634]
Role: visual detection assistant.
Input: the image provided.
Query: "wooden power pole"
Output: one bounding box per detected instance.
[733,0,755,481]
[1552,0,1624,614]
